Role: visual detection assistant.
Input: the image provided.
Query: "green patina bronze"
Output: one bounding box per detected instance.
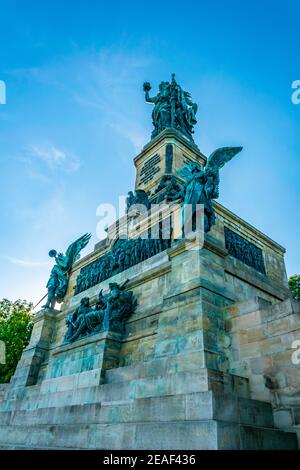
[74,234,172,295]
[224,226,266,274]
[126,189,150,213]
[177,146,243,233]
[143,74,198,141]
[64,280,137,343]
[43,233,91,309]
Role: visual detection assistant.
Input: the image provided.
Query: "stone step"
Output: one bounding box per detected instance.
[0,390,274,429]
[135,422,298,450]
[1,368,250,414]
[239,425,298,450]
[0,420,297,450]
[105,353,206,383]
[0,367,250,413]
[105,360,250,395]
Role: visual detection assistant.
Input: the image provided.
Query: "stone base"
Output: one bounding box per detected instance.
[0,361,297,449]
[1,207,299,449]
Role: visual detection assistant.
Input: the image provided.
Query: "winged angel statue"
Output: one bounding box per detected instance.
[177,147,243,234]
[42,233,91,309]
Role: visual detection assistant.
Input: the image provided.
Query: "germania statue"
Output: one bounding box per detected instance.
[43,233,91,309]
[143,74,198,141]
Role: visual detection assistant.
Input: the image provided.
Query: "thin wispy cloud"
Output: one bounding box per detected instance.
[69,48,157,150]
[8,45,157,151]
[19,193,71,235]
[4,256,51,268]
[109,122,147,152]
[30,143,81,173]
[17,144,81,184]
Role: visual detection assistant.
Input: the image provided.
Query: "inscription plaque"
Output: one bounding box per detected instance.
[140,153,161,185]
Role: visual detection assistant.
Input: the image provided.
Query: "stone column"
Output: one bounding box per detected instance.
[11,308,58,387]
[95,330,123,384]
[154,230,235,378]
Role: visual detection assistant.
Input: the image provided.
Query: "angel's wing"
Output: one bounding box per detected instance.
[176,162,201,181]
[64,233,91,272]
[206,146,243,172]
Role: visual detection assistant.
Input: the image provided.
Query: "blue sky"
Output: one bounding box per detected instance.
[0,0,299,305]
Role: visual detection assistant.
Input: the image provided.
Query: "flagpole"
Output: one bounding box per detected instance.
[33,293,47,310]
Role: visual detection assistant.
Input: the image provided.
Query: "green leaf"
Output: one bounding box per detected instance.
[288,275,300,302]
[0,299,34,383]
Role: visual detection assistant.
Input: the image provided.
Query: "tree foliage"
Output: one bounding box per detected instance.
[0,299,34,383]
[288,275,300,302]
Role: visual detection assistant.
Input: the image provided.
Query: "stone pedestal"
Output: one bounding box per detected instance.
[0,132,299,449]
[134,128,206,193]
[43,330,123,390]
[11,308,58,387]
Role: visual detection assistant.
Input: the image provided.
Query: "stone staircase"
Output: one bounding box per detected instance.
[0,364,298,449]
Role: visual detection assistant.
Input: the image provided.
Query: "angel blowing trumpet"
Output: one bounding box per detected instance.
[42,233,91,309]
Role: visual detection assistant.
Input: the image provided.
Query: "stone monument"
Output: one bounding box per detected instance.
[0,76,299,450]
